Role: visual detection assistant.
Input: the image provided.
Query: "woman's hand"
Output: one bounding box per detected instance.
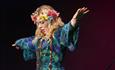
[12,43,20,50]
[71,7,90,27]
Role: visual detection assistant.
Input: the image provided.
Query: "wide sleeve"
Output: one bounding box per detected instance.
[15,36,37,61]
[60,22,79,52]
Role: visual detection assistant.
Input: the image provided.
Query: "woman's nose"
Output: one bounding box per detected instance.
[38,25,42,29]
[38,24,42,28]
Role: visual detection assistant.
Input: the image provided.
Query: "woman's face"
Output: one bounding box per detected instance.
[36,19,49,34]
[36,9,50,34]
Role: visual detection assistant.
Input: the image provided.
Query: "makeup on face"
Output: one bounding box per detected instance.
[36,20,49,34]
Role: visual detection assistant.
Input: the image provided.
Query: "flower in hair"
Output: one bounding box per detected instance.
[48,10,59,17]
[31,10,60,24]
[31,15,37,22]
[39,14,48,21]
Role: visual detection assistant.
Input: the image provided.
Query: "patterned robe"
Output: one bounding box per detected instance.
[15,22,79,70]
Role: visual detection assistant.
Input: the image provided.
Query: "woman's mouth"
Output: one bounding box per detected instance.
[41,28,44,31]
[40,28,46,33]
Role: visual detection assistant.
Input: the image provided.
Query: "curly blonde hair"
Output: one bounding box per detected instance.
[31,5,64,40]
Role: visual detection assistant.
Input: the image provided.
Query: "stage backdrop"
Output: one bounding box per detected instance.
[1,0,114,70]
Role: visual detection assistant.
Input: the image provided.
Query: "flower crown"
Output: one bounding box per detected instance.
[31,10,59,24]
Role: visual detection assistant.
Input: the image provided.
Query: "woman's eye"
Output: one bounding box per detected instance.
[41,21,45,24]
[39,21,42,24]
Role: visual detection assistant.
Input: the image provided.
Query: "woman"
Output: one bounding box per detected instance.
[12,5,89,70]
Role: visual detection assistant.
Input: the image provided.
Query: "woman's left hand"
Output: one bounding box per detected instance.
[71,7,90,27]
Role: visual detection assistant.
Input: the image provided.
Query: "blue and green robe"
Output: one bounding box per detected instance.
[15,22,79,70]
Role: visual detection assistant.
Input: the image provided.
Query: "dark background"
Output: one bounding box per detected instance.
[1,0,115,70]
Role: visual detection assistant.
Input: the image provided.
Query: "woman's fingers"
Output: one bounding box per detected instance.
[12,44,20,50]
[80,7,88,13]
[12,44,16,46]
[72,7,89,19]
[83,10,90,14]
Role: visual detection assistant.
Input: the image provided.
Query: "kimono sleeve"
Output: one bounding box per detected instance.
[60,22,79,52]
[15,36,36,61]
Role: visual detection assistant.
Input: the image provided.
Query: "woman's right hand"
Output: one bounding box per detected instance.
[12,43,20,50]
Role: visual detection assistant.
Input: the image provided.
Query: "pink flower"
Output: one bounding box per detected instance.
[31,15,37,22]
[48,10,59,17]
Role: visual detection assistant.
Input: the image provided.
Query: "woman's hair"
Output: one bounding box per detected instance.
[31,5,64,40]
